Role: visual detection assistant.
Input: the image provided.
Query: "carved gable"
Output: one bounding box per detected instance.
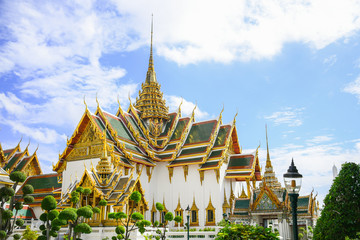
[255,193,277,210]
[67,122,104,161]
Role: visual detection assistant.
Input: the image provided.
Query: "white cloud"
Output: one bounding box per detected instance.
[344,76,360,103]
[166,95,210,120]
[264,107,304,127]
[4,120,66,145]
[307,135,333,145]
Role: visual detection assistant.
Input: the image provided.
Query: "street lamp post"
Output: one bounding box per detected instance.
[283,158,303,240]
[185,205,190,240]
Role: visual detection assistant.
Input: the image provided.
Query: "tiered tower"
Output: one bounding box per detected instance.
[135,17,169,136]
[260,125,282,189]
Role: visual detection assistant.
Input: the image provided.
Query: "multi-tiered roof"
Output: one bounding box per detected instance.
[53,22,261,196]
[0,140,42,176]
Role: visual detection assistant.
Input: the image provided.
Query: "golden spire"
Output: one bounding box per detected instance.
[261,125,282,189]
[148,14,154,75]
[134,15,169,134]
[265,124,273,169]
[96,128,111,182]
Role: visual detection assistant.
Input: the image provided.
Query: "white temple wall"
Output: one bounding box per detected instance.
[61,158,101,194]
[139,161,232,227]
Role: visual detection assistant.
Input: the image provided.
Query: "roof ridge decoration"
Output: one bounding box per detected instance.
[134,16,169,137]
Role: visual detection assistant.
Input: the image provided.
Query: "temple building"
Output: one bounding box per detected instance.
[0,140,42,177]
[52,23,262,228]
[232,127,319,239]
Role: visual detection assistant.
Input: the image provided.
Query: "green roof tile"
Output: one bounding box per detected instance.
[160,113,176,137]
[126,115,145,138]
[163,144,176,151]
[4,153,22,170]
[214,126,230,147]
[179,146,207,156]
[209,150,223,158]
[298,197,309,208]
[185,121,216,145]
[171,119,188,140]
[105,115,133,141]
[228,156,252,168]
[235,199,250,209]
[24,174,61,191]
[200,161,219,169]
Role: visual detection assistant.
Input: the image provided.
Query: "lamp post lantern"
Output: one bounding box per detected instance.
[185,205,190,240]
[283,158,302,240]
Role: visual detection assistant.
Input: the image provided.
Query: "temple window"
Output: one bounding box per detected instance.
[175,198,183,226]
[190,197,199,226]
[205,195,216,226]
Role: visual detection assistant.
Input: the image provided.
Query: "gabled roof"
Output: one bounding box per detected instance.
[225,151,262,181]
[16,173,62,207]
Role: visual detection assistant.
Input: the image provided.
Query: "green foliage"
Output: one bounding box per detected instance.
[39,225,46,231]
[216,223,279,240]
[14,202,23,210]
[37,235,47,240]
[108,212,116,219]
[174,216,182,223]
[41,195,57,211]
[21,225,39,240]
[71,196,79,204]
[71,191,80,198]
[129,191,141,203]
[1,186,14,197]
[2,210,13,219]
[15,218,24,227]
[92,207,101,214]
[155,202,164,211]
[9,171,26,183]
[74,223,92,234]
[24,195,34,204]
[50,230,58,237]
[165,212,174,221]
[39,213,48,222]
[299,226,313,240]
[13,233,21,240]
[116,212,127,219]
[83,188,92,195]
[115,226,125,235]
[131,212,144,221]
[59,208,77,222]
[99,199,107,206]
[314,162,360,240]
[22,184,34,195]
[51,217,67,227]
[0,231,6,239]
[51,225,61,231]
[77,206,93,218]
[153,221,159,227]
[48,209,59,220]
[76,187,84,193]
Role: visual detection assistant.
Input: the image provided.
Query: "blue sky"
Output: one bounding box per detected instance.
[1,0,360,205]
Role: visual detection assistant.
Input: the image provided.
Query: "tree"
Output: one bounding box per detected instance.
[38,195,58,240]
[21,225,39,240]
[0,171,34,239]
[216,223,279,240]
[108,191,150,240]
[314,162,360,240]
[153,202,182,240]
